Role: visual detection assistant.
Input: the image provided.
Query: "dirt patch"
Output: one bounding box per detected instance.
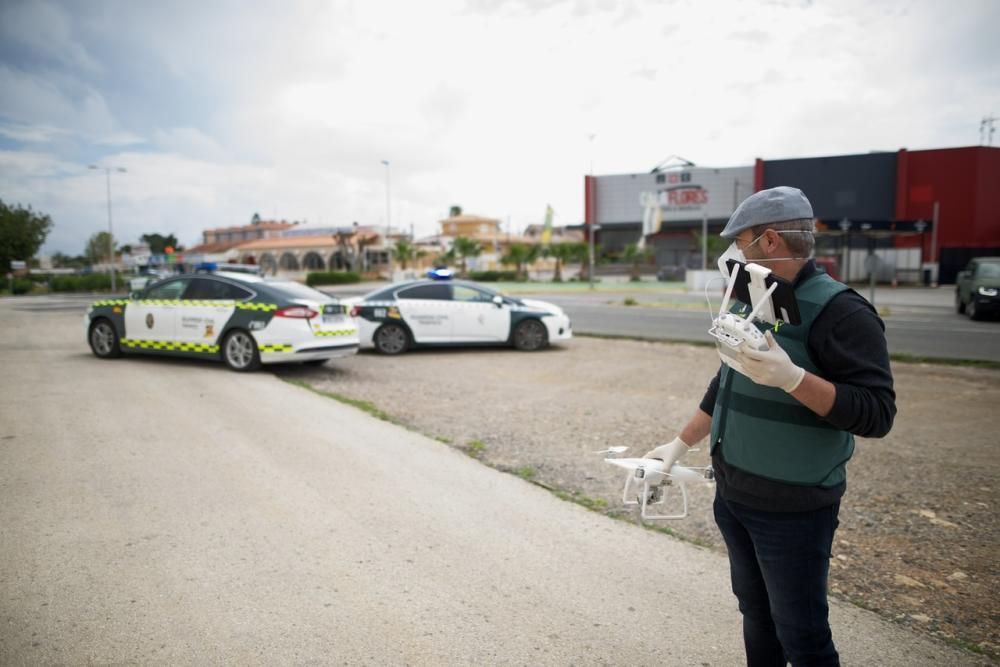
[278,337,1000,660]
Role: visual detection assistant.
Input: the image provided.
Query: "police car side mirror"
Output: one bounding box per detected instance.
[129,291,141,300]
[492,295,504,308]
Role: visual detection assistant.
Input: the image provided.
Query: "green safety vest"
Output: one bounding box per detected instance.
[710,271,854,487]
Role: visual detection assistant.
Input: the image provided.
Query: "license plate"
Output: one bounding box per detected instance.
[323,314,343,324]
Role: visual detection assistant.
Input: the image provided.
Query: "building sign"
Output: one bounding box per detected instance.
[595,166,754,226]
[641,184,708,209]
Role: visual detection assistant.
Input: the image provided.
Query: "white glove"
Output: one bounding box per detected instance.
[737,330,806,393]
[642,436,689,470]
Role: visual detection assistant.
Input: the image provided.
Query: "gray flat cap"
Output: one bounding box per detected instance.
[721,186,813,238]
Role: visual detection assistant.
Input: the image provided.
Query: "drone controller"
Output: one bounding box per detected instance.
[708,261,798,375]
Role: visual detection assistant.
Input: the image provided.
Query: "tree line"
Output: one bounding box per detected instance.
[0,197,184,271]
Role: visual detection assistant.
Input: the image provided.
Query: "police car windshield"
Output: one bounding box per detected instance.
[265,281,333,302]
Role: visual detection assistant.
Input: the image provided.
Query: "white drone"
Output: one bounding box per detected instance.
[596,447,714,521]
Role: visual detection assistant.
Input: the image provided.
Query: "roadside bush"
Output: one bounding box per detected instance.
[49,273,116,292]
[2,278,34,295]
[468,270,518,282]
[306,271,361,286]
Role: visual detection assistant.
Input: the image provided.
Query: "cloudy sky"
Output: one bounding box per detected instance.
[0,0,997,256]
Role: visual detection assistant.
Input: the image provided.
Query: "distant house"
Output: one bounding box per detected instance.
[185,220,300,262]
[523,224,585,244]
[439,214,503,242]
[202,220,298,246]
[233,225,392,278]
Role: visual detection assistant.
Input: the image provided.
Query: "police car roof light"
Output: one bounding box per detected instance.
[427,268,454,280]
[195,262,218,272]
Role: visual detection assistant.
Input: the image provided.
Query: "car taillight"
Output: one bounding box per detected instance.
[349,305,360,317]
[275,306,318,319]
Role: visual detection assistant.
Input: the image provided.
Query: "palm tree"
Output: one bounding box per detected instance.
[622,243,654,282]
[391,239,416,270]
[543,242,587,282]
[500,243,540,281]
[433,247,456,269]
[452,236,483,277]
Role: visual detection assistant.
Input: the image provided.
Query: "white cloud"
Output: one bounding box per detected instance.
[0,0,995,255]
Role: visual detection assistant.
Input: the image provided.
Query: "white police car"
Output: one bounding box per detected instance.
[86,270,359,371]
[347,278,572,354]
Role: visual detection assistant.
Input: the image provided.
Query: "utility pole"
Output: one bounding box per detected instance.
[930,201,941,286]
[588,133,596,290]
[980,115,998,146]
[381,160,393,279]
[88,164,127,292]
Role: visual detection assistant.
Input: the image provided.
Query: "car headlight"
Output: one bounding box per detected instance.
[978,286,999,297]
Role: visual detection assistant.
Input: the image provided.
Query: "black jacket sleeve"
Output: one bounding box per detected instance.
[699,369,721,416]
[809,292,896,437]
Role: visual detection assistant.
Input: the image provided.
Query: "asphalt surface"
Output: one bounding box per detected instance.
[325,280,999,362]
[0,296,988,665]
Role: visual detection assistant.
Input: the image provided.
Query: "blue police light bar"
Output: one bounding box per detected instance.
[427,268,454,280]
[195,262,218,272]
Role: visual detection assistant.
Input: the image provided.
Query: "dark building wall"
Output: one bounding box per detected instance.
[762,153,897,221]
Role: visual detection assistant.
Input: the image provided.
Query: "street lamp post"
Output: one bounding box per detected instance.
[381,160,393,279]
[587,133,596,290]
[89,164,127,292]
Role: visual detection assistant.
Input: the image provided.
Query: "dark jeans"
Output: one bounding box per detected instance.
[714,490,841,667]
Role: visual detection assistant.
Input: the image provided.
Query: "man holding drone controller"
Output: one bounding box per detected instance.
[644,186,896,667]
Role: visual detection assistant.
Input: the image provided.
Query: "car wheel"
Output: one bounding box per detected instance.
[88,318,122,359]
[512,319,548,351]
[967,298,980,321]
[956,290,966,314]
[374,323,409,355]
[222,329,261,371]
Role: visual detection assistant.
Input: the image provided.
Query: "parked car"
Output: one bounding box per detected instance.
[955,257,1000,321]
[86,270,359,371]
[346,278,572,354]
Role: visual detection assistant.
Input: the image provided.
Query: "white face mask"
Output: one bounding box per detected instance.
[717,242,746,277]
[717,230,813,277]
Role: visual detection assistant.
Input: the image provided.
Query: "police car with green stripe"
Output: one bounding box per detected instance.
[85,270,359,371]
[347,277,572,354]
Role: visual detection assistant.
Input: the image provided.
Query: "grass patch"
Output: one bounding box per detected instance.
[491,281,687,295]
[623,297,638,306]
[515,466,536,480]
[943,637,988,657]
[552,489,609,512]
[577,332,717,348]
[435,435,452,444]
[888,353,1000,369]
[464,439,486,458]
[283,379,401,425]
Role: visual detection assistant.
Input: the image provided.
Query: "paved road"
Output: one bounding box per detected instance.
[0,298,988,664]
[544,294,1000,362]
[323,281,998,362]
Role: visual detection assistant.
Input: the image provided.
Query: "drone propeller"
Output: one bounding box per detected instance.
[593,446,629,455]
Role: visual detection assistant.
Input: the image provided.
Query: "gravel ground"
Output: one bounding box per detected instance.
[277,337,1000,660]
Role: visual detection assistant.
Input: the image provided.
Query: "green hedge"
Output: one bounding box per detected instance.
[1,278,34,295]
[48,274,117,292]
[305,271,361,286]
[468,270,518,282]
